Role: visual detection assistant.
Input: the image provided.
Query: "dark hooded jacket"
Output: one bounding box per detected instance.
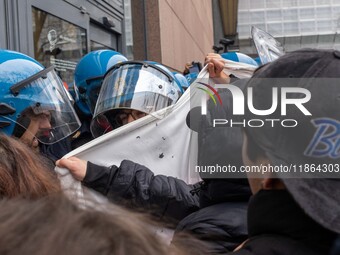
[232,190,337,255]
[83,162,250,253]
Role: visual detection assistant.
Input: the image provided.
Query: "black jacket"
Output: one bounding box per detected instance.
[40,137,72,163]
[83,161,250,253]
[172,80,251,253]
[83,160,200,220]
[174,200,248,253]
[233,190,337,255]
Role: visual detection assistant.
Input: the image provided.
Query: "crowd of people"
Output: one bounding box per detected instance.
[0,46,339,255]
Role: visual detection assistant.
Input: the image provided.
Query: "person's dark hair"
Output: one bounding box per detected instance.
[0,134,61,198]
[0,195,207,255]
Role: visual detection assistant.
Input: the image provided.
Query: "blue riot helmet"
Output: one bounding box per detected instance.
[184,72,198,85]
[145,61,183,94]
[254,57,262,66]
[220,52,259,67]
[173,72,190,90]
[0,49,81,144]
[73,50,128,117]
[91,61,182,138]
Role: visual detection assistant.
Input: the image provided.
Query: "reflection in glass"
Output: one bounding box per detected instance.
[32,7,87,84]
[90,41,113,51]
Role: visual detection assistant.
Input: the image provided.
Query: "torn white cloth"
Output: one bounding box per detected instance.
[56,61,255,200]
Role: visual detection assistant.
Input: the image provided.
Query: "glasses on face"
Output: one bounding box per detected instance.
[114,110,147,126]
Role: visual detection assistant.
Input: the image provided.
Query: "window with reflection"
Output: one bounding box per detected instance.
[32,7,87,84]
[90,41,114,51]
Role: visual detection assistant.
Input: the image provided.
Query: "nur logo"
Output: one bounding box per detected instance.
[197,82,223,111]
[198,83,311,116]
[196,81,312,128]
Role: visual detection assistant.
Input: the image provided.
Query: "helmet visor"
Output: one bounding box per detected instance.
[10,67,81,144]
[251,26,285,64]
[91,62,180,137]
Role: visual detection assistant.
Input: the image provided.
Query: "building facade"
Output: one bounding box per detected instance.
[1,0,215,76]
[0,0,125,84]
[130,0,214,72]
[212,0,340,56]
[237,0,340,54]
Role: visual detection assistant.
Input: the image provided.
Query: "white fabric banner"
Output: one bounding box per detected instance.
[56,60,256,199]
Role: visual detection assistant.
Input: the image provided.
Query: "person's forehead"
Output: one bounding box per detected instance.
[33,111,51,117]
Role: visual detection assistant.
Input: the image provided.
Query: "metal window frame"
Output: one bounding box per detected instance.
[2,0,124,57]
[25,0,90,56]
